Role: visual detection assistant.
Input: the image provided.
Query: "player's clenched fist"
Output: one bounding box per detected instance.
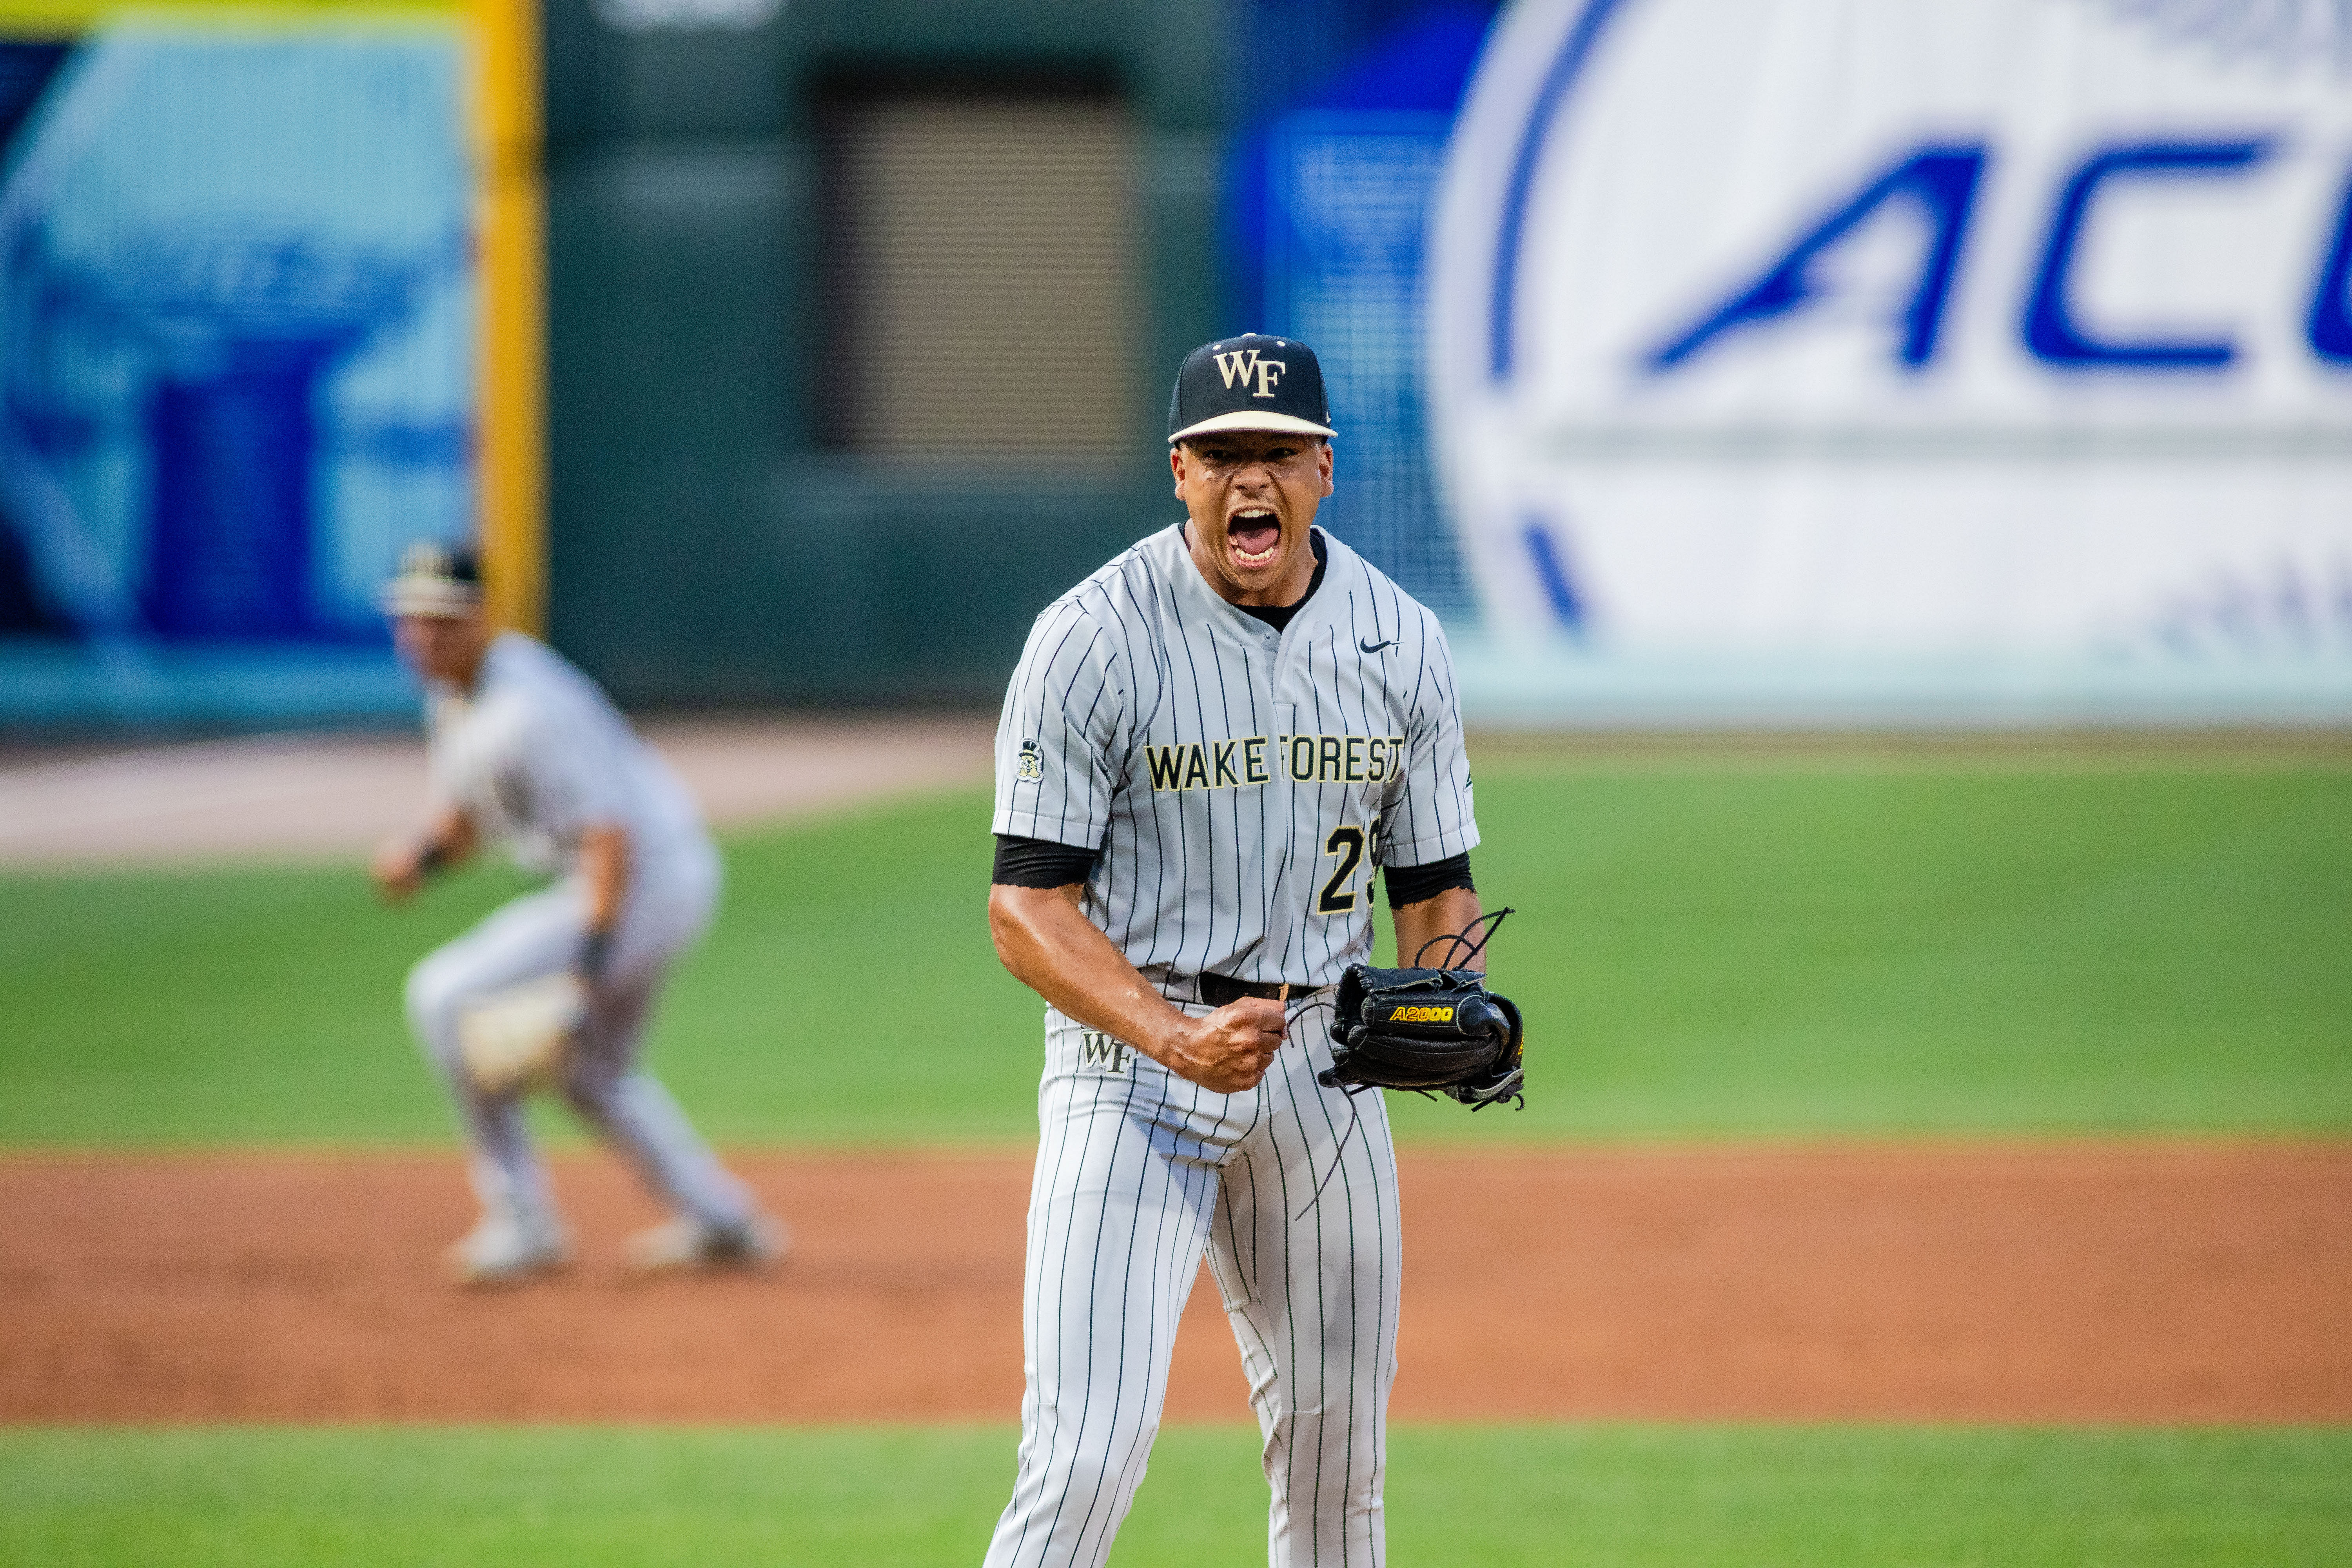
[1153,998,1289,1093]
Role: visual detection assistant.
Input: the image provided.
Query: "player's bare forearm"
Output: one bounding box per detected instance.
[1392,885,1487,973]
[987,884,1172,1042]
[578,822,630,934]
[372,806,476,902]
[988,883,1287,1093]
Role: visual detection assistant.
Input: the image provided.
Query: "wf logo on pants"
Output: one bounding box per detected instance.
[1078,1031,1132,1074]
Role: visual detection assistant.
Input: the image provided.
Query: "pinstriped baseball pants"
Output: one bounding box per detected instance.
[401,853,756,1234]
[983,995,1401,1568]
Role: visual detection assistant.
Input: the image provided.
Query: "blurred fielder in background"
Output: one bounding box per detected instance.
[373,542,783,1285]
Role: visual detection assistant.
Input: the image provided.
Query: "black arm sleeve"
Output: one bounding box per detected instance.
[1383,851,1474,909]
[992,834,1100,889]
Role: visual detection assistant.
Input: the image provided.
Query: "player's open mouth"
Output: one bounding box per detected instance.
[1229,509,1280,566]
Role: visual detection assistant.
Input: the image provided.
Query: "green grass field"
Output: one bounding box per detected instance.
[3,1424,2346,1567]
[5,756,2347,1566]
[1,761,2346,1145]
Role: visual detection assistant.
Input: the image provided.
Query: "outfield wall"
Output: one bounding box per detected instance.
[4,0,2347,727]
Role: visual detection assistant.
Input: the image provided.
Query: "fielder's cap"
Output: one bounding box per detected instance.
[1167,332,1336,445]
[382,539,484,618]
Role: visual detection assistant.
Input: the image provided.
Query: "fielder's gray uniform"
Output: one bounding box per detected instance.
[985,524,1478,1568]
[402,632,755,1237]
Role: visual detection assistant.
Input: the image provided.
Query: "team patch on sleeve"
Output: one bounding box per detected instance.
[1015,739,1044,783]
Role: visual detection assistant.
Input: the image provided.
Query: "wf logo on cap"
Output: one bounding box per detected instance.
[1169,332,1338,444]
[1214,348,1288,399]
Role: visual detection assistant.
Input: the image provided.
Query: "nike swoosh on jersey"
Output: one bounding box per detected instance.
[1359,637,1398,654]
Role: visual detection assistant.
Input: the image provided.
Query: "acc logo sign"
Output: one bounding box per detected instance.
[1429,0,2352,670]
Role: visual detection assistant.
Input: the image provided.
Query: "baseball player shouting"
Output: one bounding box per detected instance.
[373,543,782,1285]
[984,334,1499,1566]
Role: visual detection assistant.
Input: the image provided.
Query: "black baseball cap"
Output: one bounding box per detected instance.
[1167,332,1336,445]
[381,539,483,618]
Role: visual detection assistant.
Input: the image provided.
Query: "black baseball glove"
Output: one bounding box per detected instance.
[1321,963,1524,1109]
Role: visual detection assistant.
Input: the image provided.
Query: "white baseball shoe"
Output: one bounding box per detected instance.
[445,1210,571,1287]
[622,1212,788,1274]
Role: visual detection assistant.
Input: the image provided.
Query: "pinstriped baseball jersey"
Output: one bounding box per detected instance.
[426,633,710,881]
[993,523,1478,987]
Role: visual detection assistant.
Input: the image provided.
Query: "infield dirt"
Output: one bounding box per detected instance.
[3,1142,2345,1424]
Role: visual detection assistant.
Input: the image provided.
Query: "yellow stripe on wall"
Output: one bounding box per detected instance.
[468,0,546,637]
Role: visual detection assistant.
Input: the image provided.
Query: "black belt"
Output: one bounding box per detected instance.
[1194,972,1314,1007]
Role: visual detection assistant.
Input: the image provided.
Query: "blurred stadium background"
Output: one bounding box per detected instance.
[1,0,2348,1563]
